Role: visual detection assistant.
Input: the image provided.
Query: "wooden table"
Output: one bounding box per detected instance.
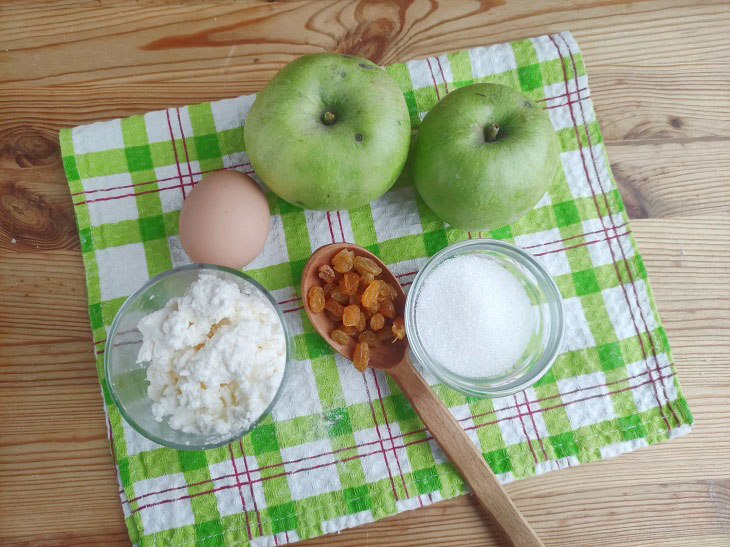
[1,1,728,545]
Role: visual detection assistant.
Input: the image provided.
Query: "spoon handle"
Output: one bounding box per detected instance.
[387,356,544,547]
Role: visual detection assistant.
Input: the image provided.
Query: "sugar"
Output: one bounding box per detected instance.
[414,254,534,378]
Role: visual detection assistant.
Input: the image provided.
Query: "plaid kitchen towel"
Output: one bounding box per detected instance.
[60,32,692,546]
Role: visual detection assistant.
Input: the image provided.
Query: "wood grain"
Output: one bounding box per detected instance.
[1,0,729,545]
[389,358,544,547]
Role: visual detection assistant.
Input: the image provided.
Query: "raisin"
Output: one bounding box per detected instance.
[359,271,375,290]
[318,264,336,283]
[342,304,361,327]
[331,329,350,345]
[339,271,360,295]
[323,283,335,297]
[377,280,398,302]
[361,280,381,312]
[353,255,382,276]
[348,294,358,305]
[378,298,395,319]
[392,317,405,340]
[325,298,344,318]
[307,286,325,313]
[370,313,385,331]
[339,324,359,337]
[353,342,369,371]
[356,310,367,332]
[358,330,380,347]
[362,307,373,319]
[386,282,399,301]
[330,287,349,304]
[331,249,354,273]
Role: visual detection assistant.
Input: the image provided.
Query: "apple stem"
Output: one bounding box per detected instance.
[484,123,500,142]
[321,111,336,125]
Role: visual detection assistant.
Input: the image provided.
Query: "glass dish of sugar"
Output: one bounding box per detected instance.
[405,240,564,398]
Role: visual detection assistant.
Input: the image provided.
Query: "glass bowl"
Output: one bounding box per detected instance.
[104,264,292,450]
[405,239,564,398]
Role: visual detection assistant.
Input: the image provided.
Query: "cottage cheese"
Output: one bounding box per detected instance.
[136,272,286,435]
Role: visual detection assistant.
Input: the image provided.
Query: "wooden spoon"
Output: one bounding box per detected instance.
[302,243,543,547]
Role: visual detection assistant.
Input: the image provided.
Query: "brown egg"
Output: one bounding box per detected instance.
[178,171,270,269]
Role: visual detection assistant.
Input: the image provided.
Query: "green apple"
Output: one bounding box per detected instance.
[244,53,411,210]
[412,83,560,231]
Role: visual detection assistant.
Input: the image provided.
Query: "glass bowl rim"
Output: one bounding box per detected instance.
[104,263,292,451]
[404,239,564,398]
